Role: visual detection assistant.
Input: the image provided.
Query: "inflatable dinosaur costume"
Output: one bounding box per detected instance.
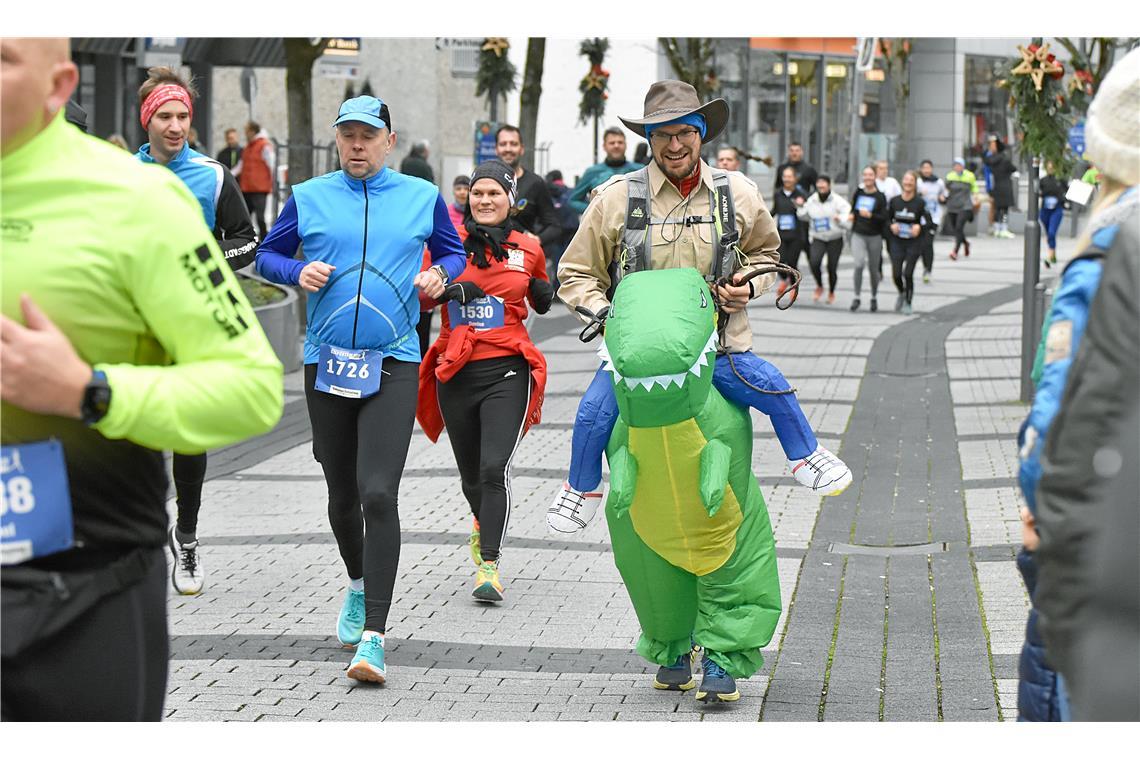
[599,268,782,700]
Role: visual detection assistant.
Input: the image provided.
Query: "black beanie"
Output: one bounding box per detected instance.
[469,159,517,206]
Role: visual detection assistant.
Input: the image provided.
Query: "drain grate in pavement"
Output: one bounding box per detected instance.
[827,541,950,556]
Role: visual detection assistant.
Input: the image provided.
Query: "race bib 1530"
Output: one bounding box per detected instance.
[1,440,74,565]
[315,344,383,399]
[448,295,505,330]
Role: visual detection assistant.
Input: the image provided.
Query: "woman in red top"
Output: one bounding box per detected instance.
[416,159,553,603]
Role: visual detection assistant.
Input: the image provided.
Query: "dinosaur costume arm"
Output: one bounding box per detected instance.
[699,438,732,517]
[608,445,638,518]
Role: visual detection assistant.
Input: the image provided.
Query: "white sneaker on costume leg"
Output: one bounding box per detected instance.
[789,445,853,496]
[547,481,603,534]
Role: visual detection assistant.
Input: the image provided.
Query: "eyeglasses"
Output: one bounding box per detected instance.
[649,128,701,146]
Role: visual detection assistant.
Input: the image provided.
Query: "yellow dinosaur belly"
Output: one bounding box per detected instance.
[627,418,743,576]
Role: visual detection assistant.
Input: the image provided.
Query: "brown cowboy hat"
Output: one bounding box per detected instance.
[618,80,729,144]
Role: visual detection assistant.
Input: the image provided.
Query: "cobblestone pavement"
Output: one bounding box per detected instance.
[163,233,1045,721]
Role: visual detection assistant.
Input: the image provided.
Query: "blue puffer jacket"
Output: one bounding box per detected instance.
[1017,548,1068,721]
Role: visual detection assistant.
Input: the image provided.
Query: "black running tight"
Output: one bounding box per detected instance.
[946,211,970,249]
[304,359,419,633]
[809,238,843,294]
[889,237,923,304]
[173,452,207,536]
[436,355,530,564]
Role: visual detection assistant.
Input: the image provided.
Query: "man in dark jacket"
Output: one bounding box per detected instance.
[400,139,434,184]
[544,170,579,288]
[495,124,561,254]
[773,141,818,197]
[215,128,242,170]
[1035,209,1139,721]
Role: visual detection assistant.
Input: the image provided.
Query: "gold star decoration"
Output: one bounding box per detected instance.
[584,72,607,91]
[482,38,509,58]
[1011,43,1064,92]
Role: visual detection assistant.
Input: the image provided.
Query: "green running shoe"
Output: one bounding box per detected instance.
[468,518,482,567]
[472,560,504,603]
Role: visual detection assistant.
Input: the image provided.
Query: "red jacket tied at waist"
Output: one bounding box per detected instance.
[416,228,548,442]
[416,322,547,442]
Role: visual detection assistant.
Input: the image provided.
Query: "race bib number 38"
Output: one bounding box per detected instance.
[448,295,506,330]
[1,440,74,565]
[315,344,382,398]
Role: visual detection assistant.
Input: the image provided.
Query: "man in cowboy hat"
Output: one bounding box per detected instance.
[550,80,852,699]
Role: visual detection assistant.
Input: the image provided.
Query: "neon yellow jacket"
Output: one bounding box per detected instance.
[1,113,283,551]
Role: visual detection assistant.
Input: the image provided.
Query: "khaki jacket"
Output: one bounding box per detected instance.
[556,159,781,352]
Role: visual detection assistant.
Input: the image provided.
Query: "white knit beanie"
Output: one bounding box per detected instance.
[1084,45,1140,186]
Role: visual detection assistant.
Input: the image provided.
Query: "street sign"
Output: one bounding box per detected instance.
[1068,121,1086,157]
[139,37,183,69]
[318,62,361,80]
[474,120,499,166]
[324,38,361,57]
[436,38,482,51]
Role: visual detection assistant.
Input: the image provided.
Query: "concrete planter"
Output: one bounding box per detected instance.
[241,272,303,373]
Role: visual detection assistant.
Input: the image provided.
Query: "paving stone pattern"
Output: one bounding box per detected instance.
[165,235,1040,721]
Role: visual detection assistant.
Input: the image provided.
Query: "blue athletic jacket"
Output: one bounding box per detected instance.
[137,142,226,230]
[136,141,258,268]
[1018,192,1138,511]
[255,167,466,364]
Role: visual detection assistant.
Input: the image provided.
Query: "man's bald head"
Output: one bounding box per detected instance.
[1,37,78,156]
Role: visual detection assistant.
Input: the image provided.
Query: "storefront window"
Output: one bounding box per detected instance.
[746,51,785,190]
[964,55,1016,168]
[823,60,852,183]
[786,58,821,168]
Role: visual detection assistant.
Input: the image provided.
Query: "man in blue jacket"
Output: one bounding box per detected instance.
[134,66,259,597]
[255,96,467,685]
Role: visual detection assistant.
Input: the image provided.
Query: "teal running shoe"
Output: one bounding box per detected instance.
[347,633,386,684]
[336,587,365,647]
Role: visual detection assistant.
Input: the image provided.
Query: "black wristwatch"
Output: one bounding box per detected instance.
[429,264,449,286]
[81,369,112,426]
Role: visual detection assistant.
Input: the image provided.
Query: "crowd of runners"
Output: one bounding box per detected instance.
[2,36,1134,723]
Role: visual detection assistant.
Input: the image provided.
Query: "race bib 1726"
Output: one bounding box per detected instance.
[1,440,74,565]
[315,344,383,399]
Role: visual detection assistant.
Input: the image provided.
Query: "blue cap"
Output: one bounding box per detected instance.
[333,96,391,130]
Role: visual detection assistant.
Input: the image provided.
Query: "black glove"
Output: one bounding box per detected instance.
[528,277,554,314]
[441,281,486,304]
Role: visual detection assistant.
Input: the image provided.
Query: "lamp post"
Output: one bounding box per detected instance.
[1020,155,1043,403]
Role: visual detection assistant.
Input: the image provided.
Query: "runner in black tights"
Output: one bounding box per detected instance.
[255,95,466,684]
[417,159,553,603]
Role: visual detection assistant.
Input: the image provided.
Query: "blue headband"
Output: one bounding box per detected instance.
[645,113,707,139]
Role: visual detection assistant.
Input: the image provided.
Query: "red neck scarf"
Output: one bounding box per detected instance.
[667,163,702,198]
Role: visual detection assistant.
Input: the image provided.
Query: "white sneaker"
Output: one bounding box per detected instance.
[547,482,604,534]
[789,445,852,496]
[168,526,205,595]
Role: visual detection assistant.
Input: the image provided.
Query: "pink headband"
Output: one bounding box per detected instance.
[140,84,193,130]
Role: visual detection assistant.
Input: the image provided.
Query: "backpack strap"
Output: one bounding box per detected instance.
[620,167,652,277]
[709,168,739,285]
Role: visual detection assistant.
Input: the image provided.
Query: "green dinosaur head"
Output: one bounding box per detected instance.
[600,269,718,428]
